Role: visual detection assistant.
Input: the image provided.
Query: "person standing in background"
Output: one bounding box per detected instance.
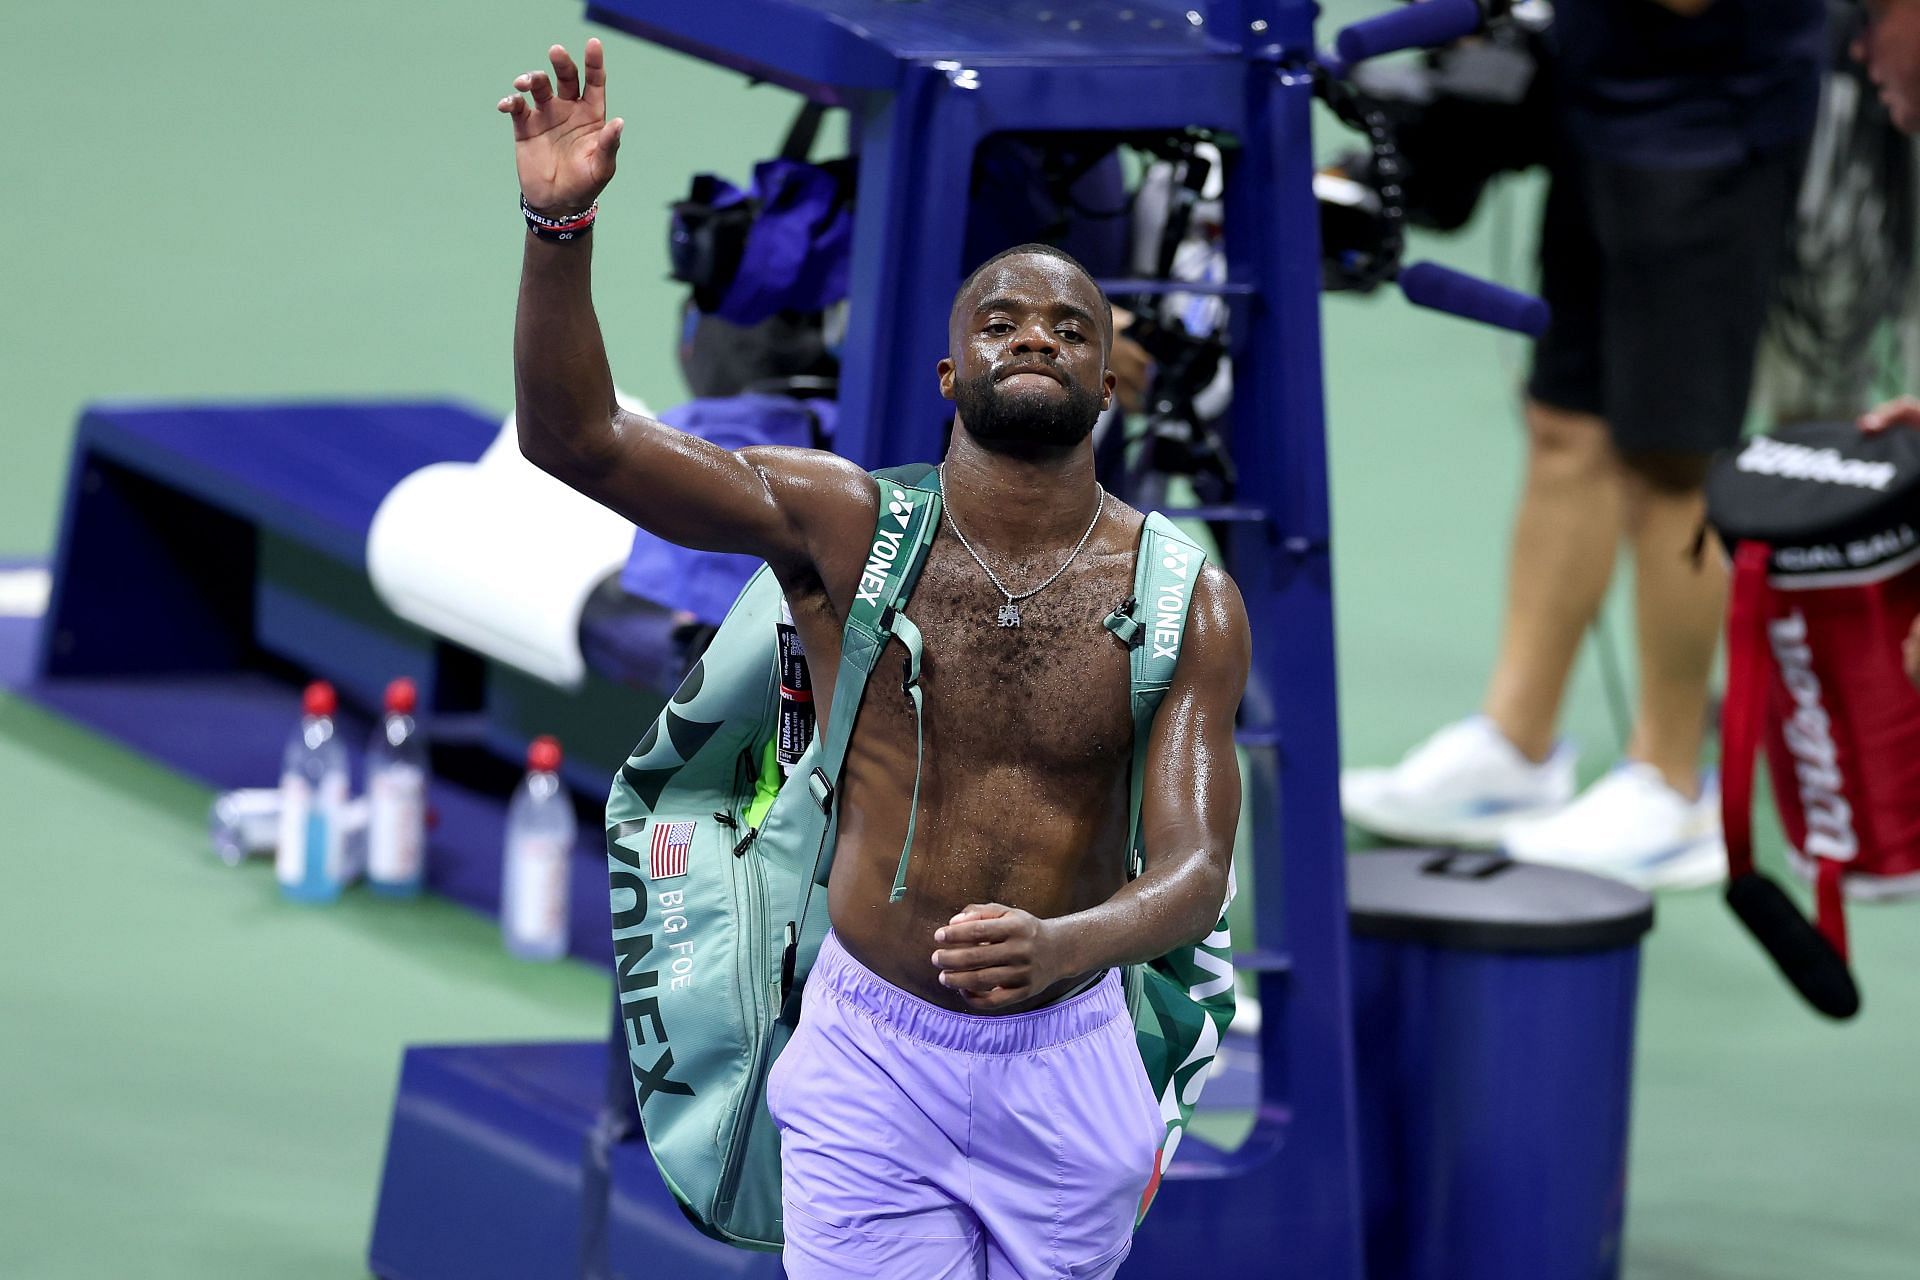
[1344,0,1825,888]
[1860,401,1920,697]
[1855,0,1920,129]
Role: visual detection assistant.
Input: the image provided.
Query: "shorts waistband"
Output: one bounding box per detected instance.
[812,930,1125,1054]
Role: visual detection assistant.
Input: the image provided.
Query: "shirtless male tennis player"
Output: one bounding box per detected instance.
[500,39,1249,1279]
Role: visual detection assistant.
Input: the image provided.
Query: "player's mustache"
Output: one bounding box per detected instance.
[992,361,1064,385]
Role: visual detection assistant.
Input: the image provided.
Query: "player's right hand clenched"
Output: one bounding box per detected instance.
[498,38,624,217]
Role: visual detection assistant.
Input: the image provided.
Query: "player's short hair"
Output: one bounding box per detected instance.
[951,243,1113,340]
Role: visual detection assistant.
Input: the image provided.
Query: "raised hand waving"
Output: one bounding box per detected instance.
[498,38,625,217]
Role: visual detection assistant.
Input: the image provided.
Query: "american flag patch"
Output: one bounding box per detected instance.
[650,820,695,880]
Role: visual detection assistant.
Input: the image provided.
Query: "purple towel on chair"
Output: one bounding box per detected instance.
[618,396,835,625]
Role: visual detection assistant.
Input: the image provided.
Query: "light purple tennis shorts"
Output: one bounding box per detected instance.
[767,930,1163,1279]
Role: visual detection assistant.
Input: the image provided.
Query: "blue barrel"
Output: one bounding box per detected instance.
[1349,850,1655,1280]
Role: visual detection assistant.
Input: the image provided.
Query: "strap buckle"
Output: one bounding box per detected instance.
[808,766,834,814]
[778,921,799,1004]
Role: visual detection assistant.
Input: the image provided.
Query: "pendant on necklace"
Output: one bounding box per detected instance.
[996,601,1022,628]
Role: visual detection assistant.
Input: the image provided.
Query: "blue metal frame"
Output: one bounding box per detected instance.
[582,1,1365,1274]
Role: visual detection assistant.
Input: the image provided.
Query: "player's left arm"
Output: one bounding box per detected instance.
[931,564,1250,1008]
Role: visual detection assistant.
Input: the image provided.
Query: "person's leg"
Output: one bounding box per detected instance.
[967,977,1158,1280]
[1598,141,1808,796]
[1620,451,1722,799]
[1481,399,1627,762]
[1502,143,1806,886]
[1338,154,1600,847]
[1481,142,1626,763]
[772,934,985,1279]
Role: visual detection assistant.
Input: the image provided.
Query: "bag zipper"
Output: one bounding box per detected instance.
[714,1018,779,1237]
[714,748,778,1222]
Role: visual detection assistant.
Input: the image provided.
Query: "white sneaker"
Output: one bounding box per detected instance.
[1341,716,1577,848]
[1502,762,1725,890]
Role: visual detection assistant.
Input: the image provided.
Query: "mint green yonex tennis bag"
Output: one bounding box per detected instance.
[606,468,1234,1248]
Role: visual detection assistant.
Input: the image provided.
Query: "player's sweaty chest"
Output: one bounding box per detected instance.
[879,540,1138,775]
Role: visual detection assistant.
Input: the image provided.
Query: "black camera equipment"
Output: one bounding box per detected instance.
[1317,2,1552,293]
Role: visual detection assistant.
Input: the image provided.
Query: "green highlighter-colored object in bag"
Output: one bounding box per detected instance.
[606,466,1233,1248]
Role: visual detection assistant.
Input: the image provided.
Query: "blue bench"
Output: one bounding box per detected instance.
[42,401,493,683]
[368,1042,782,1280]
[39,397,673,774]
[29,400,676,967]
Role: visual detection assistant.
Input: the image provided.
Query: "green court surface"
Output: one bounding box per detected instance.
[5,3,1919,1277]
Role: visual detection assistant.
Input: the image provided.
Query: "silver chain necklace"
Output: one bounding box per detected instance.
[939,464,1105,628]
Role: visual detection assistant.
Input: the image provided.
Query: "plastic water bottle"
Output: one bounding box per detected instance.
[501,735,576,960]
[366,677,428,896]
[276,680,351,903]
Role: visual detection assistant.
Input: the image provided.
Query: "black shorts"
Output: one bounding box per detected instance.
[1527,139,1807,456]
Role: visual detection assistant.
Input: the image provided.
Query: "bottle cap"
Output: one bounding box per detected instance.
[302,681,337,718]
[385,677,418,716]
[528,735,562,773]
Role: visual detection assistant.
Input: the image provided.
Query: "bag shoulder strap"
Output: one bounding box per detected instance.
[1105,512,1209,877]
[1723,541,1769,888]
[801,466,941,901]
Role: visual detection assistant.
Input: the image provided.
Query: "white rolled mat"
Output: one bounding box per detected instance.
[366,396,647,690]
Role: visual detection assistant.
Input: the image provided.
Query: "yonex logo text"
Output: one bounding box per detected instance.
[856,521,909,606]
[1153,543,1194,660]
[608,839,698,1103]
